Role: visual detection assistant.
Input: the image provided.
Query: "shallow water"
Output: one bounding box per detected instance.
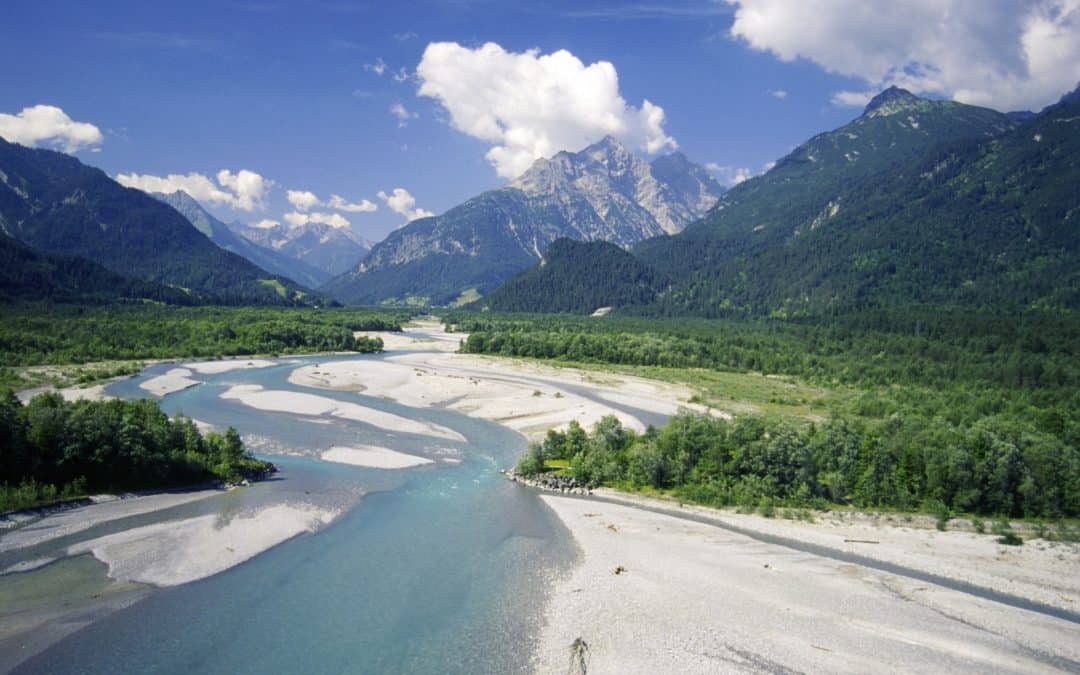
[5,353,578,674]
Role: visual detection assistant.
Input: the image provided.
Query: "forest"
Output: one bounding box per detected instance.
[0,304,411,367]
[450,308,1079,520]
[0,392,274,512]
[518,412,1078,521]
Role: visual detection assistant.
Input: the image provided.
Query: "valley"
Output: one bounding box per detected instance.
[2,8,1078,671]
[2,322,1075,673]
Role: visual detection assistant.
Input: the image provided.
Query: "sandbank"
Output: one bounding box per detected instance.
[320,445,435,469]
[0,489,223,554]
[220,384,465,442]
[139,367,200,396]
[67,502,338,586]
[182,358,279,374]
[290,349,705,441]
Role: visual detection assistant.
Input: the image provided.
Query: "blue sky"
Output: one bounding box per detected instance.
[2,1,1077,241]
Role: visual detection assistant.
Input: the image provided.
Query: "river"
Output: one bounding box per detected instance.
[2,349,593,674]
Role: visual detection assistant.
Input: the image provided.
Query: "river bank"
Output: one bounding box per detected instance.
[530,487,1079,673]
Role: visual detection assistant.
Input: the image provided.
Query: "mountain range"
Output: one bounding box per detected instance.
[490,86,1080,316]
[229,219,371,280]
[324,136,723,306]
[152,190,329,289]
[0,137,319,306]
[2,85,1076,317]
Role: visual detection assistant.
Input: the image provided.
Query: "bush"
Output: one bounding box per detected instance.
[997,532,1024,546]
[516,443,546,477]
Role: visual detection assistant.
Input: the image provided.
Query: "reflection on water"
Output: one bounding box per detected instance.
[6,354,575,674]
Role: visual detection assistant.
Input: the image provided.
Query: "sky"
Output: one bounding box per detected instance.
[1,0,1077,242]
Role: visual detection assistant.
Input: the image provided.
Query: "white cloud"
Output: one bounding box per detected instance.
[116,168,272,212]
[283,211,351,229]
[252,219,280,229]
[725,0,1080,112]
[393,31,418,41]
[286,189,320,211]
[364,57,387,76]
[416,41,677,178]
[393,67,411,83]
[706,163,753,186]
[830,90,874,107]
[768,89,788,100]
[328,194,377,212]
[215,170,272,211]
[287,188,377,213]
[377,188,434,222]
[389,103,418,127]
[0,104,103,153]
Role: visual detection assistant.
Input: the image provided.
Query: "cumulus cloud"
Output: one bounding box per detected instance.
[725,0,1080,112]
[215,170,272,210]
[252,219,280,229]
[377,188,434,222]
[116,169,272,211]
[328,194,377,212]
[287,189,377,213]
[768,89,788,100]
[830,90,875,107]
[389,103,418,127]
[283,211,351,229]
[286,189,320,211]
[0,104,103,153]
[416,41,677,178]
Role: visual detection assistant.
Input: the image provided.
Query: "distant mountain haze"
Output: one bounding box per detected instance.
[153,190,330,289]
[230,219,371,279]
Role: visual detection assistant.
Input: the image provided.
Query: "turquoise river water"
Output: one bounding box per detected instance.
[1,351,635,674]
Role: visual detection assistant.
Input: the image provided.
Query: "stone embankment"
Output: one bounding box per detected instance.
[503,470,592,495]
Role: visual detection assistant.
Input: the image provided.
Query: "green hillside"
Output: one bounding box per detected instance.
[478,238,666,314]
[0,138,320,306]
[634,88,1078,316]
[0,233,191,304]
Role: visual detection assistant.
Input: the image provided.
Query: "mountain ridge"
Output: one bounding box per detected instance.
[325,136,723,305]
[153,190,329,289]
[230,218,371,279]
[0,137,319,305]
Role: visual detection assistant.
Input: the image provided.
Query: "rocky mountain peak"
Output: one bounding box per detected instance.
[328,137,723,305]
[863,86,923,117]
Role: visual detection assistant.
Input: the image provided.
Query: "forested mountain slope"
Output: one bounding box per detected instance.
[0,137,318,305]
[477,238,667,314]
[0,233,191,304]
[635,88,1078,316]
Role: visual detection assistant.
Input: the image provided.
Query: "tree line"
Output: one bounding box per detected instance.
[0,392,274,512]
[0,304,412,366]
[519,412,1079,519]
